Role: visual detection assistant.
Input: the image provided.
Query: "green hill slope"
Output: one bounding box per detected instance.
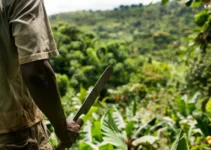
[49,2,200,57]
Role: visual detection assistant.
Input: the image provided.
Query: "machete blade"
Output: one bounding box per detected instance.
[73,66,113,121]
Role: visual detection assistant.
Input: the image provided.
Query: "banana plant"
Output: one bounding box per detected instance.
[100,108,160,150]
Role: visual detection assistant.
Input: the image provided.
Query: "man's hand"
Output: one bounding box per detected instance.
[64,119,84,147]
[55,119,84,150]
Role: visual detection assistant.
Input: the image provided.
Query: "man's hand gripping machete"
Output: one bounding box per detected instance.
[56,66,113,150]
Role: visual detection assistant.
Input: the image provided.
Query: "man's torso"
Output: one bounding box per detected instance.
[0,0,43,134]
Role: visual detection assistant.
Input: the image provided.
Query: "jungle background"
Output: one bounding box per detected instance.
[46,0,211,149]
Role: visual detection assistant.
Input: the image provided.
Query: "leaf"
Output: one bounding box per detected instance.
[206,99,211,115]
[161,0,169,5]
[113,107,126,129]
[167,99,179,121]
[193,111,211,136]
[86,47,100,63]
[99,143,114,150]
[133,99,137,116]
[92,121,103,142]
[81,65,94,73]
[79,142,96,150]
[49,132,59,147]
[132,135,158,146]
[126,121,135,138]
[82,121,93,142]
[176,96,187,117]
[194,10,209,27]
[190,1,202,8]
[82,106,99,123]
[101,110,127,150]
[185,0,195,7]
[170,130,189,150]
[78,85,88,103]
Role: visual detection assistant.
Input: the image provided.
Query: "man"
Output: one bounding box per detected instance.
[0,0,82,149]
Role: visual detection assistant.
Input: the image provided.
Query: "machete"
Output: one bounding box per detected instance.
[56,66,113,150]
[72,66,113,121]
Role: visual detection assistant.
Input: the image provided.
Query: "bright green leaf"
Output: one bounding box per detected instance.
[161,0,169,5]
[101,110,127,150]
[170,130,189,150]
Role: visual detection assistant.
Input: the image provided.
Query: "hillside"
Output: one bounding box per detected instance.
[49,2,200,57]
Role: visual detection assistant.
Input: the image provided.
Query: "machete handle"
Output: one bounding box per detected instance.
[73,114,80,122]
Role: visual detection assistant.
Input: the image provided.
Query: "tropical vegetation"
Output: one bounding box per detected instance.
[45,0,211,149]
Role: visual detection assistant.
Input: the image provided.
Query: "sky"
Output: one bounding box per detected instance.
[44,0,160,15]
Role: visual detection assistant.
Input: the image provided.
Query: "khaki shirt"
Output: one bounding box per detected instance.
[0,0,59,134]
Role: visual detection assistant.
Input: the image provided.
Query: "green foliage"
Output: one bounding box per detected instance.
[161,0,169,5]
[101,110,127,150]
[55,74,69,96]
[193,112,211,137]
[50,1,198,55]
[126,121,135,138]
[45,1,211,150]
[195,10,210,27]
[171,130,189,150]
[108,83,147,104]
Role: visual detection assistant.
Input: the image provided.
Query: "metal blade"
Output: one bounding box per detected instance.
[73,66,113,121]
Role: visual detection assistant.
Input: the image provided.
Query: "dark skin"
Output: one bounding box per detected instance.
[20,59,82,148]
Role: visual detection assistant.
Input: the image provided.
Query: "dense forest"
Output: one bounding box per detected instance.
[47,0,211,150]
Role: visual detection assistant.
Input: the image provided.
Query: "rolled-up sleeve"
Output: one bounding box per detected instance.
[9,0,59,64]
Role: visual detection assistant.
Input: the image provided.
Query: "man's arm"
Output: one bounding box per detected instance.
[20,59,80,147]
